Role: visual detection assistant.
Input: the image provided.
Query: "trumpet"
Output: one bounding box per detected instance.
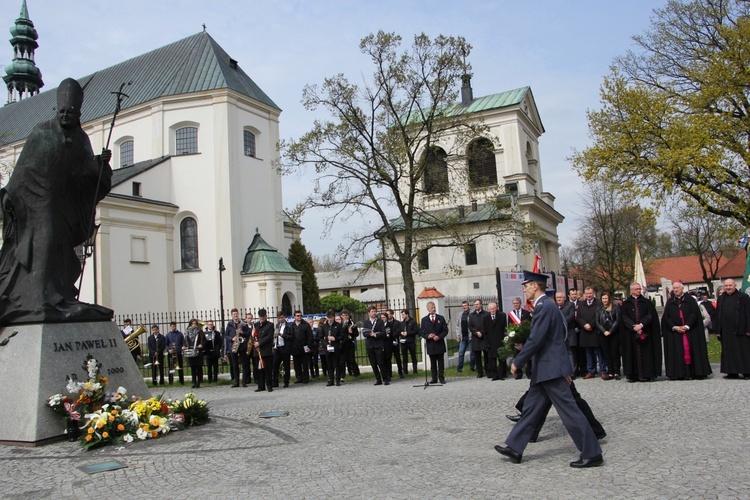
[168,349,181,373]
[124,323,146,352]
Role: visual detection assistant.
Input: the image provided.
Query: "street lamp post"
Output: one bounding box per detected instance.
[219,258,226,335]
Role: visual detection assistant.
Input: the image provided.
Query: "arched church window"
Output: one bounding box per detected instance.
[120,139,134,167]
[176,127,198,155]
[180,217,199,270]
[468,137,497,188]
[421,145,448,195]
[244,130,256,157]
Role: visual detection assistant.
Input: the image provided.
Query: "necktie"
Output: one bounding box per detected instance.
[492,315,495,320]
[588,300,592,306]
[431,315,435,323]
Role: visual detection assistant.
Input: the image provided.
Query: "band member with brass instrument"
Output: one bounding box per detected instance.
[147,324,166,386]
[321,309,343,386]
[253,308,275,392]
[364,305,387,385]
[291,310,313,384]
[238,313,253,387]
[340,309,360,380]
[385,309,404,379]
[400,309,419,375]
[185,319,206,389]
[203,320,222,383]
[273,312,292,388]
[224,308,243,388]
[166,321,186,385]
[121,318,140,363]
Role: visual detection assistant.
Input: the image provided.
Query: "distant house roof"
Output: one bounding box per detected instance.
[0,31,280,147]
[111,156,171,187]
[645,252,746,286]
[418,287,445,299]
[241,231,300,275]
[316,268,384,291]
[357,288,386,303]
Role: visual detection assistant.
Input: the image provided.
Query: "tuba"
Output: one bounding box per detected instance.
[124,324,146,353]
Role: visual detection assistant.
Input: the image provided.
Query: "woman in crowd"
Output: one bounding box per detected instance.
[596,291,620,380]
[185,318,206,388]
[202,320,222,383]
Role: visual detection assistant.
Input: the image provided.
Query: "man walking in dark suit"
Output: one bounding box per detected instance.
[420,301,448,384]
[484,301,507,380]
[495,271,603,468]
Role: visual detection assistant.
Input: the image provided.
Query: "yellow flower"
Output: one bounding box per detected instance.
[102,431,109,439]
[85,435,92,442]
[87,427,95,434]
[117,424,125,431]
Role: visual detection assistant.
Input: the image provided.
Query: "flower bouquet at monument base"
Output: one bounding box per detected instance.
[48,354,210,450]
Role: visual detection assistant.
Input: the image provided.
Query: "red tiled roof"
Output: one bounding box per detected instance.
[645,252,746,286]
[417,287,445,299]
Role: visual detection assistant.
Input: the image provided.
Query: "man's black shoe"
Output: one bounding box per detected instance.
[439,378,445,384]
[374,381,383,386]
[267,388,273,392]
[335,382,341,386]
[254,388,264,392]
[294,380,303,384]
[283,383,289,388]
[326,382,334,386]
[231,384,239,388]
[570,454,604,468]
[506,414,522,423]
[494,445,522,464]
[491,377,502,381]
[429,379,438,384]
[595,431,607,440]
[384,381,390,385]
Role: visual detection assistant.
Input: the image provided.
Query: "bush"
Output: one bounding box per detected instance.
[319,293,367,314]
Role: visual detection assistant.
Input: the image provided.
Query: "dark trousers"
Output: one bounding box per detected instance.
[150,352,165,384]
[387,341,403,376]
[601,333,620,376]
[367,348,385,382]
[239,351,252,385]
[574,346,587,376]
[294,352,310,383]
[473,349,488,376]
[168,352,185,384]
[488,354,507,379]
[273,350,291,386]
[516,382,605,442]
[189,355,203,387]
[383,343,394,381]
[205,351,220,383]
[429,353,445,382]
[255,356,273,391]
[327,351,343,384]
[342,343,360,376]
[310,348,320,377]
[401,342,418,374]
[505,378,602,458]
[320,353,328,377]
[228,352,240,384]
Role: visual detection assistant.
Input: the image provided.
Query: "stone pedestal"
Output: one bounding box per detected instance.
[0,321,151,445]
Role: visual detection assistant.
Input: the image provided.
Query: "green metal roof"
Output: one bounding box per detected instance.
[241,232,301,275]
[458,86,529,115]
[0,31,280,147]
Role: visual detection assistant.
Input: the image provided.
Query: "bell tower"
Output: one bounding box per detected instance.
[3,0,44,104]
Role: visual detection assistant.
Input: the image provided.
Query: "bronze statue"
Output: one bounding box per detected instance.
[0,78,113,324]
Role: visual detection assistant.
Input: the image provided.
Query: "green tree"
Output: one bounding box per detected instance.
[320,293,367,314]
[282,31,536,313]
[287,239,322,314]
[572,0,750,228]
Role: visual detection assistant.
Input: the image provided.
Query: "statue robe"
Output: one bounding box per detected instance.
[0,118,112,324]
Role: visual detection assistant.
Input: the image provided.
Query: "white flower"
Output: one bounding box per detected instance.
[116,387,127,396]
[136,428,148,440]
[122,434,133,443]
[66,379,80,394]
[509,331,516,338]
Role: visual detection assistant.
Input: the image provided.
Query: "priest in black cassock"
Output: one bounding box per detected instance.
[715,278,750,379]
[661,282,712,380]
[620,283,662,382]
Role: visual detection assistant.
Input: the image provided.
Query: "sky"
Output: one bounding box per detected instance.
[4,0,669,263]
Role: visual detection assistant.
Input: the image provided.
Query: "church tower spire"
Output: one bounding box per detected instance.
[3,0,44,104]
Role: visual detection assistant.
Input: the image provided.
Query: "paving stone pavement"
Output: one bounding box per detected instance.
[1,366,748,499]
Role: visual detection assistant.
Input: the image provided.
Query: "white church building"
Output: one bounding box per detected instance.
[383,80,564,302]
[0,3,302,316]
